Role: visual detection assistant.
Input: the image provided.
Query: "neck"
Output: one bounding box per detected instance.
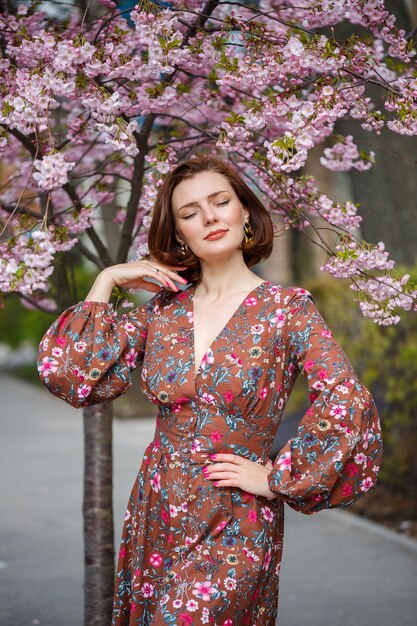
[195,254,262,298]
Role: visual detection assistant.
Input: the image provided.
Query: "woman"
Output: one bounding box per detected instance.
[37,155,383,626]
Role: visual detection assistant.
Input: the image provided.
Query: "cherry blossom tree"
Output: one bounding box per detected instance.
[1,0,417,622]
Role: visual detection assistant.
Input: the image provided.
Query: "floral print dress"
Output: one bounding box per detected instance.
[37,281,383,626]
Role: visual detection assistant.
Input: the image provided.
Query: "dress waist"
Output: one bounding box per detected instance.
[145,439,268,466]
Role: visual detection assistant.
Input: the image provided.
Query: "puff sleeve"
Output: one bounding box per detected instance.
[37,292,162,408]
[267,288,383,514]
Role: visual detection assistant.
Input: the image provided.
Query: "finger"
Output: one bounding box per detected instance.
[205,467,238,478]
[212,479,239,488]
[206,462,239,472]
[208,454,242,463]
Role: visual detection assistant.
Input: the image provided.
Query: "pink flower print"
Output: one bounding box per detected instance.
[223,577,237,591]
[312,380,325,392]
[150,472,161,493]
[330,404,347,419]
[360,477,374,492]
[77,384,92,399]
[244,296,258,306]
[260,506,274,523]
[341,483,354,497]
[231,352,243,365]
[169,504,178,518]
[272,308,286,328]
[262,546,272,570]
[223,619,234,625]
[304,359,316,372]
[260,386,268,399]
[51,347,63,358]
[362,429,371,449]
[161,509,170,524]
[173,598,183,609]
[321,329,332,338]
[223,390,234,402]
[119,546,126,559]
[123,321,135,333]
[125,349,138,368]
[192,580,217,601]
[202,392,215,404]
[354,452,367,466]
[38,356,59,376]
[179,614,193,626]
[175,396,190,405]
[57,314,69,328]
[278,451,291,472]
[210,430,223,443]
[200,349,214,369]
[345,462,359,477]
[318,368,328,380]
[248,509,257,523]
[74,340,87,353]
[186,599,199,612]
[56,336,67,346]
[149,552,163,567]
[141,582,154,598]
[191,438,202,452]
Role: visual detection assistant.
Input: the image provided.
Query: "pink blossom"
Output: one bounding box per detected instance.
[33,152,75,191]
[210,430,223,443]
[330,404,347,419]
[150,472,161,493]
[360,477,374,492]
[77,384,92,399]
[141,582,154,598]
[38,356,59,375]
[278,451,291,472]
[192,580,217,601]
[149,552,163,567]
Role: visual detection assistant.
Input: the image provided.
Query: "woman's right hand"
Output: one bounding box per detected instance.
[102,259,188,293]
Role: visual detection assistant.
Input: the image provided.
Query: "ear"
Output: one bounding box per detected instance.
[243,208,250,223]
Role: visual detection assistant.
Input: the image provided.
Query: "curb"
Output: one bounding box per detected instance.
[326,508,417,554]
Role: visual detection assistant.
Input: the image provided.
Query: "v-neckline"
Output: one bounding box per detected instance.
[189,280,269,378]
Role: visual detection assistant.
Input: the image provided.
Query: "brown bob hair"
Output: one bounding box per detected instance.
[147,155,274,286]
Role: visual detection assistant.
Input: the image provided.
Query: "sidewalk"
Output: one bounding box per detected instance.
[1,375,416,626]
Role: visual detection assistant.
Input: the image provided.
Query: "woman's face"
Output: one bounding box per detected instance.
[171,171,250,262]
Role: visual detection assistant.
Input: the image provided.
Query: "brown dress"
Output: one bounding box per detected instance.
[37,281,383,626]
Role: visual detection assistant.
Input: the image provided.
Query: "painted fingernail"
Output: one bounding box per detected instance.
[202,467,208,474]
[213,481,219,486]
[210,454,217,459]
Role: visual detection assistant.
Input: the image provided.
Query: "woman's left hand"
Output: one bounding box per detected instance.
[203,454,277,499]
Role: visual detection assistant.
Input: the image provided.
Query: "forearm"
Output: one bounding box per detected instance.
[85,269,114,303]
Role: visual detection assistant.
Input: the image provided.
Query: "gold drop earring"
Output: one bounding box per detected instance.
[243,221,255,244]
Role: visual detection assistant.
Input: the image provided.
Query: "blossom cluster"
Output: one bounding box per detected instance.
[0,227,76,295]
[320,135,375,172]
[0,1,415,322]
[33,152,76,191]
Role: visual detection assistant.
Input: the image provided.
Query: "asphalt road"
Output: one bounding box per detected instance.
[1,375,416,626]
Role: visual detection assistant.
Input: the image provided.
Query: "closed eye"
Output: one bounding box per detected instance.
[182,200,229,219]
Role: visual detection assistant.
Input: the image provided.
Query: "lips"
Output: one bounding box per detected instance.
[204,229,228,240]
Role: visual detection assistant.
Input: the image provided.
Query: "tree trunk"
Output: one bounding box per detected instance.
[83,402,115,626]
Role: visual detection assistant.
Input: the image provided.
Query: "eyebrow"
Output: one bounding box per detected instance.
[177,190,229,212]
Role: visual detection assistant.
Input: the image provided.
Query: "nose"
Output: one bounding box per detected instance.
[202,207,219,225]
